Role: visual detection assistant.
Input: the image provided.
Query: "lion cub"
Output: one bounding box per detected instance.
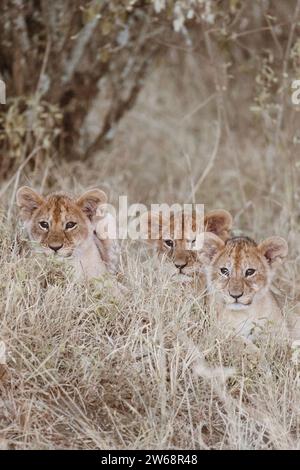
[16,186,119,280]
[141,209,232,278]
[201,234,288,340]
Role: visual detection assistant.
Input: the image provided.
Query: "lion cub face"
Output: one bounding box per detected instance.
[17,186,107,258]
[202,235,288,310]
[141,209,232,276]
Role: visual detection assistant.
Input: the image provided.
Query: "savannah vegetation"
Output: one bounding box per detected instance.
[0,0,300,449]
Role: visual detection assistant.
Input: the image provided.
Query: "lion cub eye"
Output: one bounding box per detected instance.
[245,268,256,277]
[220,267,230,277]
[65,221,77,230]
[164,239,174,248]
[39,221,49,230]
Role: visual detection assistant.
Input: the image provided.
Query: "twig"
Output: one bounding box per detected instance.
[62,16,100,85]
[0,146,43,201]
[181,93,217,123]
[189,119,221,203]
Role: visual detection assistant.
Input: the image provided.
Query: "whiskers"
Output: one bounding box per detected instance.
[29,243,74,260]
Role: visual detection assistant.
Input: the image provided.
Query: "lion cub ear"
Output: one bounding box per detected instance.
[258,236,288,265]
[200,232,225,262]
[76,189,107,220]
[204,210,233,240]
[16,186,44,221]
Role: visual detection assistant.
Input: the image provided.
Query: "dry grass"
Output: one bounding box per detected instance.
[0,54,300,450]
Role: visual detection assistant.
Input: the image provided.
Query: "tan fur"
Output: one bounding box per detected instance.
[201,234,288,340]
[140,209,232,279]
[16,186,119,280]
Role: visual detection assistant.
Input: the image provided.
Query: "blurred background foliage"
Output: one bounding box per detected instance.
[0,0,299,181]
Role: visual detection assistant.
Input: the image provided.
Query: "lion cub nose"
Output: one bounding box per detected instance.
[175,261,187,270]
[230,292,243,300]
[49,243,63,253]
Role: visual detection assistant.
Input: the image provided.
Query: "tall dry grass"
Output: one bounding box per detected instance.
[0,52,300,449]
